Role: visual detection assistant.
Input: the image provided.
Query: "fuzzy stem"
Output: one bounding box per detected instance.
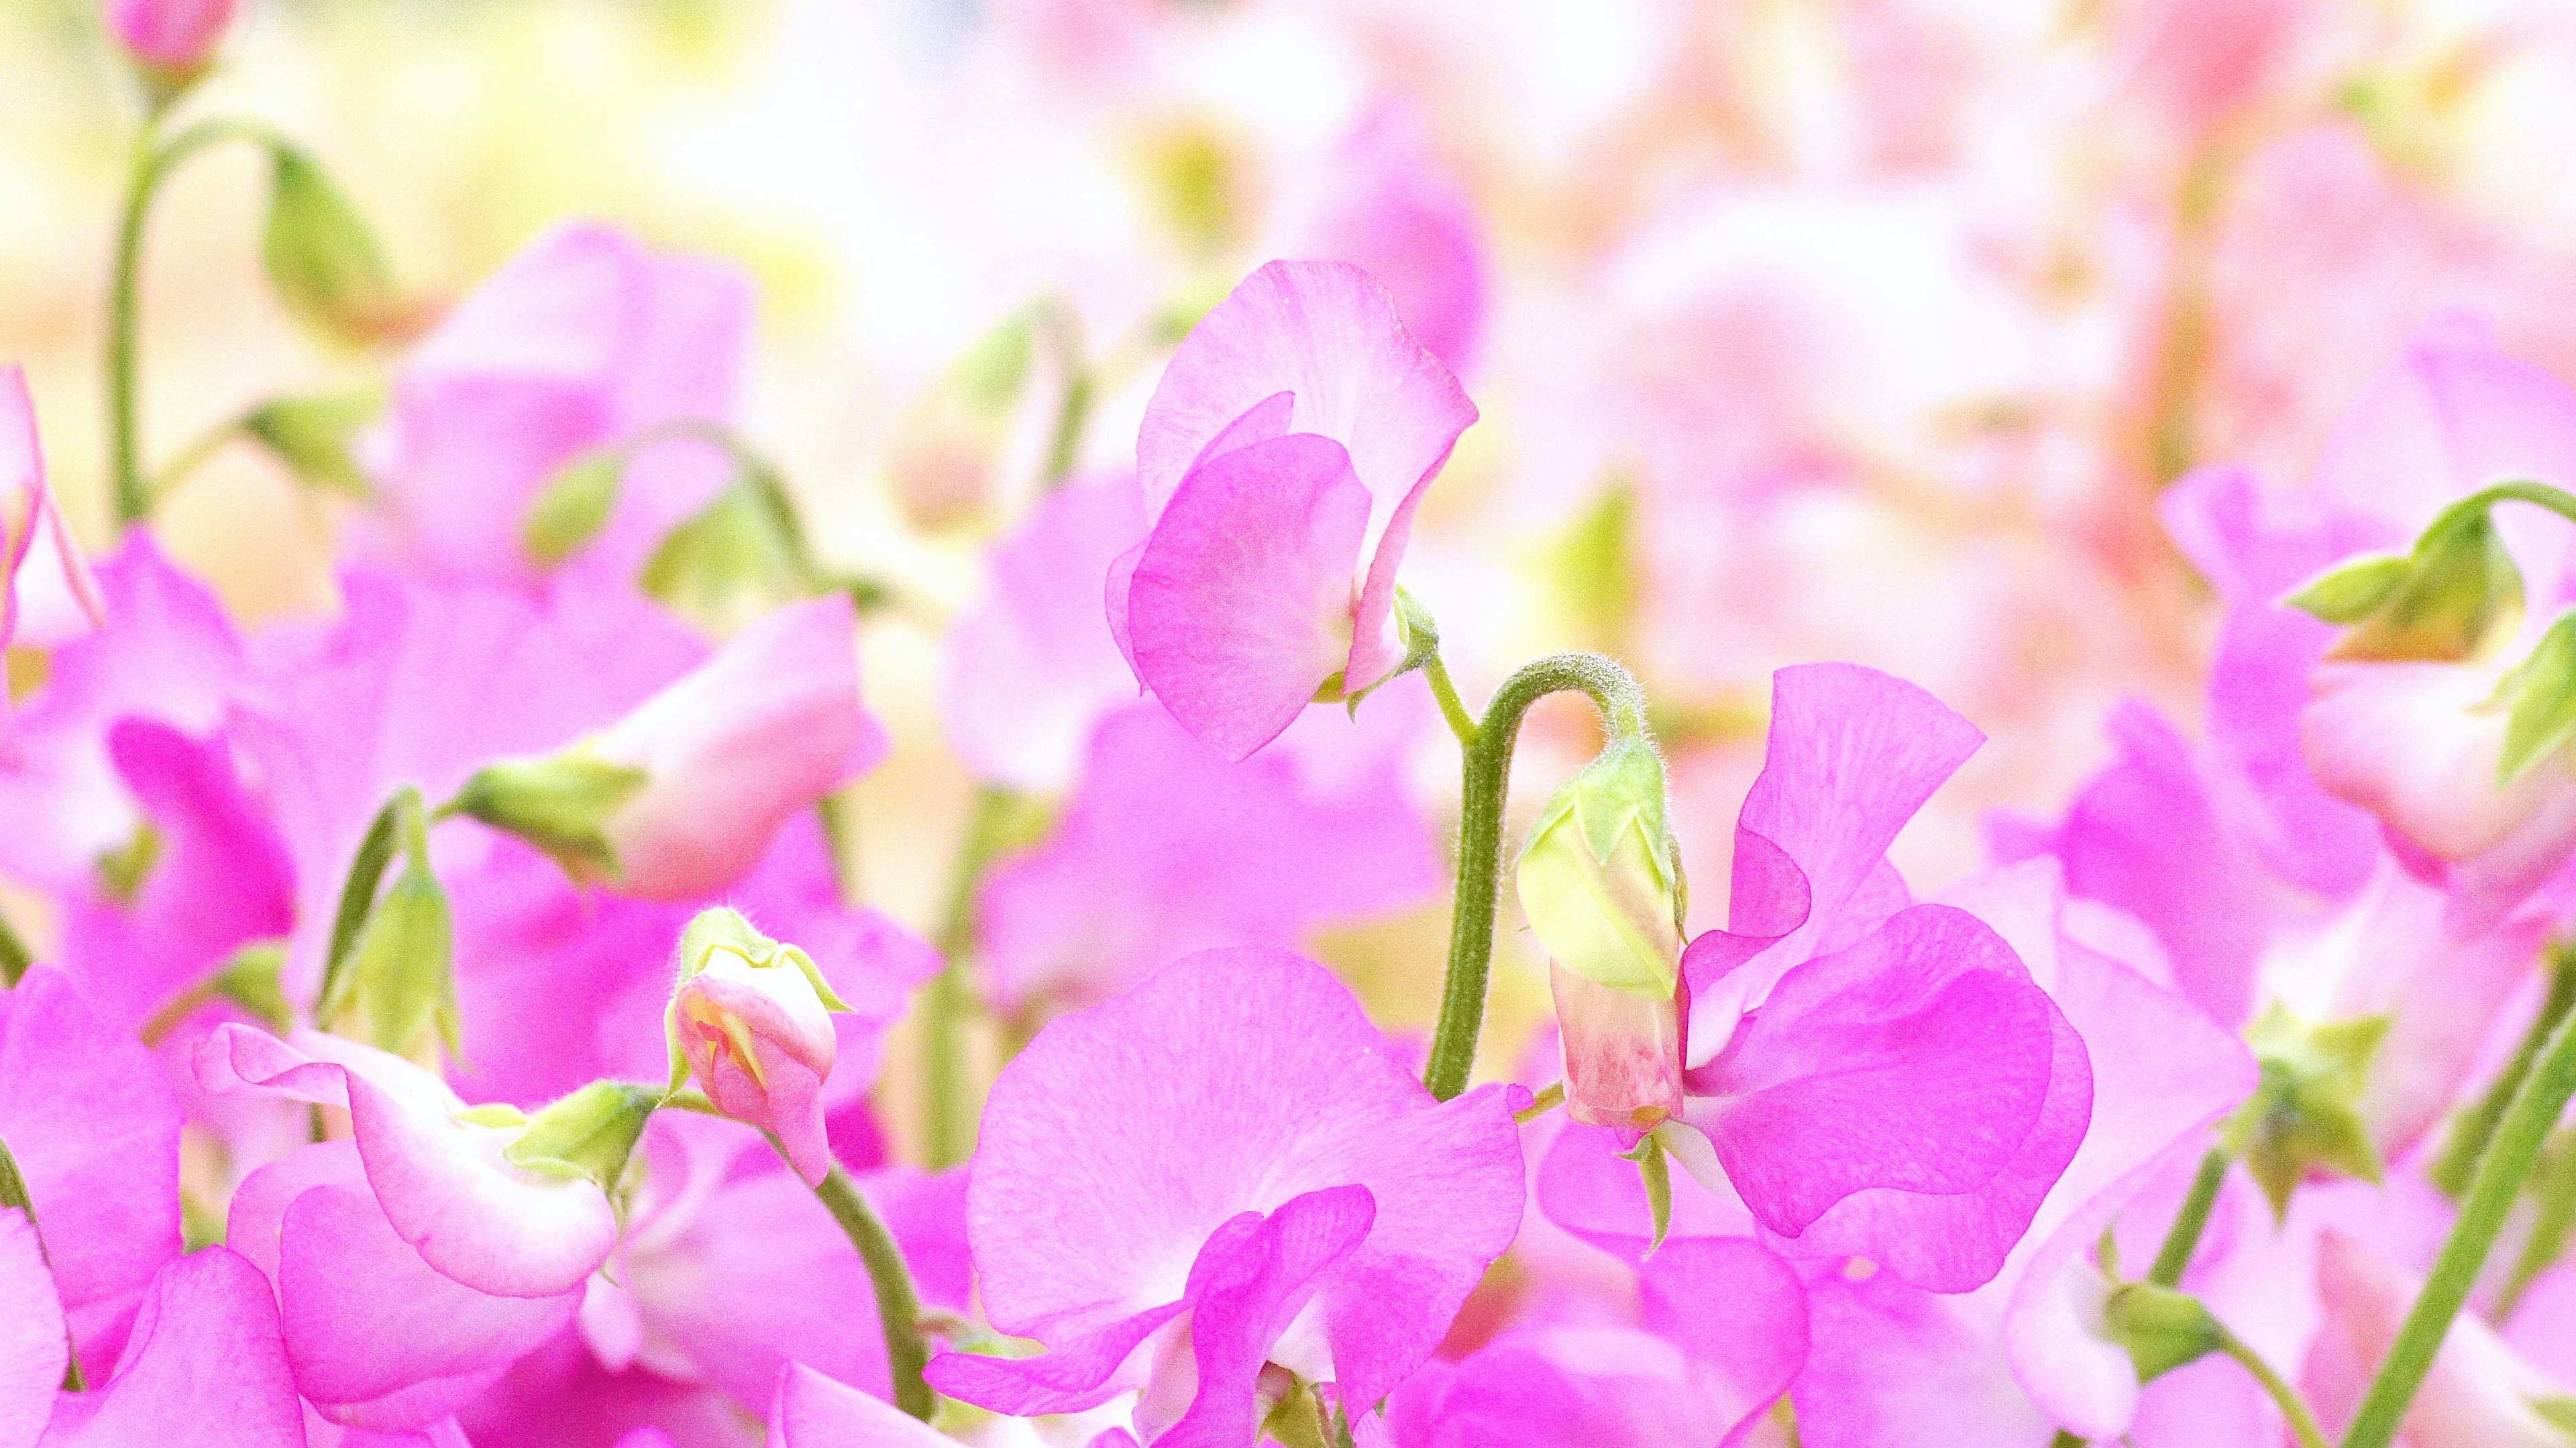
[811,1166,936,1421]
[1422,652,1650,1101]
[2340,1005,2576,1448]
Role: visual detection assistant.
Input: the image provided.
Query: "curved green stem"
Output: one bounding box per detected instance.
[1422,652,1650,1102]
[2341,1004,2576,1448]
[2147,1147,2232,1288]
[811,1166,936,1421]
[920,784,1021,1170]
[107,117,284,527]
[2218,1328,2328,1448]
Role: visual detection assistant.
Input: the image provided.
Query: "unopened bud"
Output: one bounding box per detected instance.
[241,391,379,499]
[323,851,456,1064]
[2102,1282,2224,1383]
[666,909,849,1186]
[262,144,396,345]
[523,450,627,566]
[1517,737,1684,998]
[886,309,1038,533]
[105,0,237,77]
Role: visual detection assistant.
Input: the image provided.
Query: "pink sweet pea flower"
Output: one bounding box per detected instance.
[0,1209,65,1443]
[355,223,753,587]
[1110,259,1478,761]
[768,1363,947,1448]
[197,1025,620,1300]
[103,0,238,72]
[976,692,1442,1020]
[586,594,886,900]
[0,969,183,1375]
[1276,105,1489,378]
[1540,664,2088,1293]
[925,947,1523,1444]
[1788,864,2254,1447]
[668,936,839,1186]
[1,365,102,660]
[28,1247,303,1447]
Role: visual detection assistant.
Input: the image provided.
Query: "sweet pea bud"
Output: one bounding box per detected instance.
[105,0,237,79]
[501,1081,661,1193]
[2288,488,2531,663]
[639,470,810,635]
[262,144,396,344]
[321,847,457,1064]
[241,391,378,499]
[1517,736,1686,998]
[2102,1282,2225,1384]
[886,307,1038,533]
[449,752,649,884]
[666,909,850,1186]
[2224,1002,2391,1216]
[1550,962,1686,1131]
[523,450,627,566]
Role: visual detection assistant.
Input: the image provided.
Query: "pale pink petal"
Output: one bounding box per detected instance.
[34,1249,301,1448]
[0,1209,66,1448]
[768,1363,951,1448]
[0,366,102,654]
[1637,1237,1809,1440]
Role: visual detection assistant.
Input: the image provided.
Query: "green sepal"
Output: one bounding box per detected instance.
[2491,611,2576,784]
[449,752,649,884]
[524,451,627,566]
[2286,490,2530,662]
[502,1080,661,1190]
[640,468,812,633]
[327,852,456,1061]
[1618,1131,1674,1258]
[261,144,394,344]
[1341,586,1443,718]
[241,391,379,498]
[2226,1004,2391,1215]
[2104,1282,2225,1383]
[675,906,852,1012]
[1258,1375,1339,1448]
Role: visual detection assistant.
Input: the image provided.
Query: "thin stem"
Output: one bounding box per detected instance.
[142,413,244,511]
[2218,1328,2329,1448]
[1421,654,1478,749]
[2147,1148,2232,1287]
[921,784,1021,1170]
[811,1166,936,1421]
[1423,653,1650,1101]
[107,117,281,527]
[2434,949,2576,1197]
[2341,1005,2576,1448]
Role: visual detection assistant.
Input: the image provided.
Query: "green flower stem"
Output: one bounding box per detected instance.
[2146,1147,2233,1288]
[811,1165,936,1421]
[1422,652,1650,1102]
[1421,654,1478,748]
[1,1132,85,1390]
[921,784,1022,1170]
[107,117,284,527]
[2217,1327,2330,1448]
[2433,947,2576,1197]
[2341,1004,2576,1448]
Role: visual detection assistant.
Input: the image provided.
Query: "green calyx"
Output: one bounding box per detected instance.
[523,451,628,566]
[241,391,379,499]
[2225,1003,2392,1215]
[2485,611,2576,786]
[501,1080,661,1191]
[1516,735,1686,999]
[2288,489,2530,664]
[2104,1281,2226,1383]
[666,908,851,1090]
[1618,1128,1675,1257]
[261,143,394,344]
[449,750,649,884]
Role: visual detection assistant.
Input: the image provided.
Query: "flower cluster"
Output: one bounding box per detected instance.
[15,3,2576,1447]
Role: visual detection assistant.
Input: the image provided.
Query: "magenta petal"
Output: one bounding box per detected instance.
[1127,433,1373,760]
[1690,904,2056,1240]
[924,1302,1189,1416]
[279,1185,578,1425]
[767,1363,951,1447]
[1727,664,1985,943]
[1637,1237,1809,1441]
[34,1249,301,1448]
[1532,1122,1756,1264]
[0,969,181,1372]
[1764,987,2090,1292]
[1160,1186,1379,1448]
[0,1210,66,1447]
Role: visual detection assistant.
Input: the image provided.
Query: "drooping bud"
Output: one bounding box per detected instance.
[2225,1002,2390,1215]
[2100,1282,2225,1384]
[502,1080,661,1194]
[261,143,396,344]
[522,449,627,566]
[885,307,1039,533]
[2288,489,2530,664]
[1519,736,1688,1129]
[454,595,884,900]
[105,0,238,79]
[321,839,456,1064]
[666,909,850,1185]
[240,391,379,499]
[638,468,812,635]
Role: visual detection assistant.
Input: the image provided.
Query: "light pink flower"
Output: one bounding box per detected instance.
[590,594,887,900]
[0,365,101,658]
[669,939,839,1186]
[1276,105,1489,378]
[767,1363,947,1448]
[103,0,238,71]
[1111,260,1478,760]
[926,947,1523,1443]
[25,1247,303,1447]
